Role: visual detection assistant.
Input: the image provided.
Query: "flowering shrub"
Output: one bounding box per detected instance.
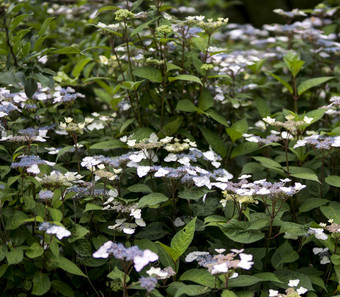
[0,0,339,296]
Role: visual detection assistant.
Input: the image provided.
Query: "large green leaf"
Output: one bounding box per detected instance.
[298,77,334,96]
[320,202,340,224]
[299,198,329,213]
[26,242,44,259]
[179,269,217,288]
[290,172,320,183]
[176,100,197,112]
[170,217,197,261]
[138,193,169,208]
[56,256,87,278]
[199,126,227,157]
[253,156,283,172]
[6,247,24,265]
[169,75,202,85]
[51,280,74,297]
[219,219,264,244]
[226,118,248,143]
[271,241,299,269]
[32,272,51,296]
[133,66,163,83]
[325,175,340,187]
[131,17,159,36]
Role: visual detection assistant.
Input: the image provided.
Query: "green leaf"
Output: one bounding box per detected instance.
[267,72,293,94]
[221,291,237,297]
[176,100,197,112]
[26,242,44,259]
[325,175,340,187]
[32,272,51,296]
[169,75,202,85]
[138,193,169,208]
[89,140,124,150]
[231,142,258,159]
[271,241,298,269]
[72,58,92,78]
[205,109,229,127]
[160,116,183,136]
[10,14,30,30]
[25,77,38,98]
[298,77,334,96]
[133,67,162,83]
[95,6,119,16]
[170,217,197,261]
[131,17,158,36]
[38,17,55,36]
[199,127,227,157]
[107,267,129,283]
[299,198,329,213]
[56,146,73,161]
[174,284,210,297]
[254,272,282,283]
[284,52,304,77]
[48,208,63,222]
[226,118,248,143]
[179,269,216,288]
[156,242,176,269]
[254,97,271,117]
[253,156,283,171]
[51,280,74,297]
[167,62,183,72]
[52,47,80,55]
[84,203,102,212]
[0,264,8,279]
[121,80,144,91]
[274,269,314,291]
[320,202,340,224]
[227,275,261,288]
[127,184,152,193]
[198,88,214,111]
[290,172,320,183]
[219,219,264,244]
[56,257,87,278]
[120,118,135,133]
[6,247,24,265]
[178,188,213,201]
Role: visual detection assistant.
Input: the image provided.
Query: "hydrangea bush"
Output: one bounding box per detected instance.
[0,0,339,296]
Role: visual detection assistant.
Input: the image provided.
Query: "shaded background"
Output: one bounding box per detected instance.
[175,0,323,27]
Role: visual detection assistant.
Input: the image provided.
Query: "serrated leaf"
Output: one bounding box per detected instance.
[170,217,197,261]
[138,193,168,208]
[133,67,162,83]
[6,247,24,265]
[169,75,202,85]
[298,77,334,96]
[231,142,258,159]
[32,272,51,296]
[253,156,283,171]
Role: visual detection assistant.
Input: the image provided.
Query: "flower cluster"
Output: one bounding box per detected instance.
[294,135,340,150]
[269,279,307,296]
[186,249,253,276]
[11,155,55,174]
[93,241,158,272]
[39,222,71,239]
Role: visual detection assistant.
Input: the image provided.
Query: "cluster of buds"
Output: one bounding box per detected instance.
[115,9,135,22]
[263,115,313,135]
[60,117,86,135]
[36,170,84,189]
[184,16,229,35]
